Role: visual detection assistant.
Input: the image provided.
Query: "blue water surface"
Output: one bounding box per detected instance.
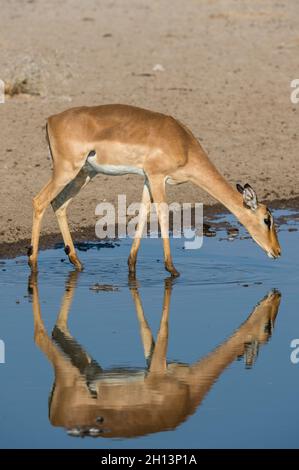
[0,210,298,448]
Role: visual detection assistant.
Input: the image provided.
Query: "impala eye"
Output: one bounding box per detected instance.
[264,217,271,228]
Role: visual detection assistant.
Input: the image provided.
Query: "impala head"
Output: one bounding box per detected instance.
[236,183,281,259]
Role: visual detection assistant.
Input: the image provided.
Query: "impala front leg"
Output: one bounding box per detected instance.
[128,182,151,276]
[148,176,180,277]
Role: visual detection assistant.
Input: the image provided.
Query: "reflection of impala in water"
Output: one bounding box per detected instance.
[29,272,281,439]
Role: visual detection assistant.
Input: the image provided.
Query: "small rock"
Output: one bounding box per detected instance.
[90,283,119,292]
[153,64,165,72]
[227,227,239,236]
[89,428,101,436]
[203,223,216,237]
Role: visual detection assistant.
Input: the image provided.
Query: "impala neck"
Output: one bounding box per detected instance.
[189,147,246,222]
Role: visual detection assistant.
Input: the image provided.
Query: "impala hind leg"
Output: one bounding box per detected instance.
[52,167,94,271]
[147,175,179,277]
[28,177,74,271]
[128,182,151,276]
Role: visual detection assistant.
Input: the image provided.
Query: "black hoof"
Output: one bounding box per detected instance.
[64,245,71,255]
[27,245,33,257]
[171,270,180,278]
[165,265,180,278]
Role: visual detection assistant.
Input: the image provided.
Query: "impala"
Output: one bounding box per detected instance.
[29,271,281,438]
[28,104,281,276]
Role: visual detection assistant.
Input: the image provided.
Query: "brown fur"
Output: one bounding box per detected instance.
[28,104,281,275]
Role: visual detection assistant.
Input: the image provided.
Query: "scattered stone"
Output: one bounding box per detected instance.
[203,223,216,237]
[132,72,153,77]
[227,227,239,236]
[90,283,119,292]
[153,63,165,72]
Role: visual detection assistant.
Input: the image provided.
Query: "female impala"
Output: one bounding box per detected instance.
[30,271,281,438]
[28,104,281,276]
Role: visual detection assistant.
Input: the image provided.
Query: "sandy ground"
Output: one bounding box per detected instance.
[0,0,298,251]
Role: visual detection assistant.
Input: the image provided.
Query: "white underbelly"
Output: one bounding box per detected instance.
[86,153,145,177]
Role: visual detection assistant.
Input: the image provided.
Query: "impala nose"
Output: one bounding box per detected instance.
[268,248,281,259]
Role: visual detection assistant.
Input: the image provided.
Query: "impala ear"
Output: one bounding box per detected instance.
[243,183,258,210]
[236,183,244,194]
[236,183,258,210]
